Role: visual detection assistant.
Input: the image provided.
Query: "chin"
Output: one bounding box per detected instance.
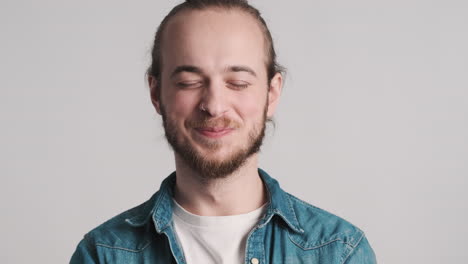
[196,146,238,161]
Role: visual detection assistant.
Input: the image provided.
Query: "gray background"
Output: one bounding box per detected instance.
[2,0,467,263]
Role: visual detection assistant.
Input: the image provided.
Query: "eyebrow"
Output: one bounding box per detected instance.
[170,65,258,79]
[226,65,257,77]
[170,65,203,79]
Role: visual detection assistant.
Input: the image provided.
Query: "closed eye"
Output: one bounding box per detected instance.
[176,81,203,89]
[227,81,250,90]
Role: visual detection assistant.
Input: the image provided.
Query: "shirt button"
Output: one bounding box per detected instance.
[251,258,259,264]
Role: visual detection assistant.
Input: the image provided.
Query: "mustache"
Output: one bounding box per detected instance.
[188,116,241,129]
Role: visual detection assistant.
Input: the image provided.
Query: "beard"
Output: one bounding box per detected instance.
[160,105,267,180]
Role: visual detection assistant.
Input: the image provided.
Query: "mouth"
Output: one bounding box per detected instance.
[195,127,234,138]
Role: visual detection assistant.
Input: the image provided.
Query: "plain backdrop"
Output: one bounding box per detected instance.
[1,0,467,263]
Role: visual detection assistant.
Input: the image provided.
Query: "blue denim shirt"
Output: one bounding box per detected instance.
[71,169,376,263]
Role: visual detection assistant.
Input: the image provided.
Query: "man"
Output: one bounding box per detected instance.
[71,0,377,263]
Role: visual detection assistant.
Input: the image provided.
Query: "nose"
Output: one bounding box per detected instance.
[199,81,228,117]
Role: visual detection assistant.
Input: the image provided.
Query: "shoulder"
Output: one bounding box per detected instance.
[83,194,158,253]
[285,192,365,251]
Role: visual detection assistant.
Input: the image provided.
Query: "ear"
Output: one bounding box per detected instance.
[266,72,283,118]
[148,75,162,115]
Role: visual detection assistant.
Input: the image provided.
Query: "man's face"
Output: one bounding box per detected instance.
[151,8,281,179]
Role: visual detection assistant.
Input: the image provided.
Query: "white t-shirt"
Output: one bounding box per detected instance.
[172,199,266,264]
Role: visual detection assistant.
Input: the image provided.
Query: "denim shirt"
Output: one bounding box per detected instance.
[71,169,376,264]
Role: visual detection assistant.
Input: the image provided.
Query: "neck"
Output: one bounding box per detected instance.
[173,154,266,216]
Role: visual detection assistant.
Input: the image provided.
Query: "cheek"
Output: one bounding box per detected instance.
[235,91,268,119]
[165,91,199,118]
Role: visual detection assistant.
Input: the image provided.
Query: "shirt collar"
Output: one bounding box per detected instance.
[125,169,304,234]
[124,172,176,230]
[257,168,304,233]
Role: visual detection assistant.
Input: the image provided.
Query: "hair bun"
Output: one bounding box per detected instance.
[185,0,249,4]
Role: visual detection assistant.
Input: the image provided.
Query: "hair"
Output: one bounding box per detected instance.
[146,0,285,86]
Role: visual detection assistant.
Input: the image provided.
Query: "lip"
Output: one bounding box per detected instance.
[195,127,234,138]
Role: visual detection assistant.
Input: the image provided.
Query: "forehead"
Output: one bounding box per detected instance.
[161,8,267,77]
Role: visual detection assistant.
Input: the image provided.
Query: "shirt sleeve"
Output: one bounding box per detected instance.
[70,235,99,264]
[343,235,377,264]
